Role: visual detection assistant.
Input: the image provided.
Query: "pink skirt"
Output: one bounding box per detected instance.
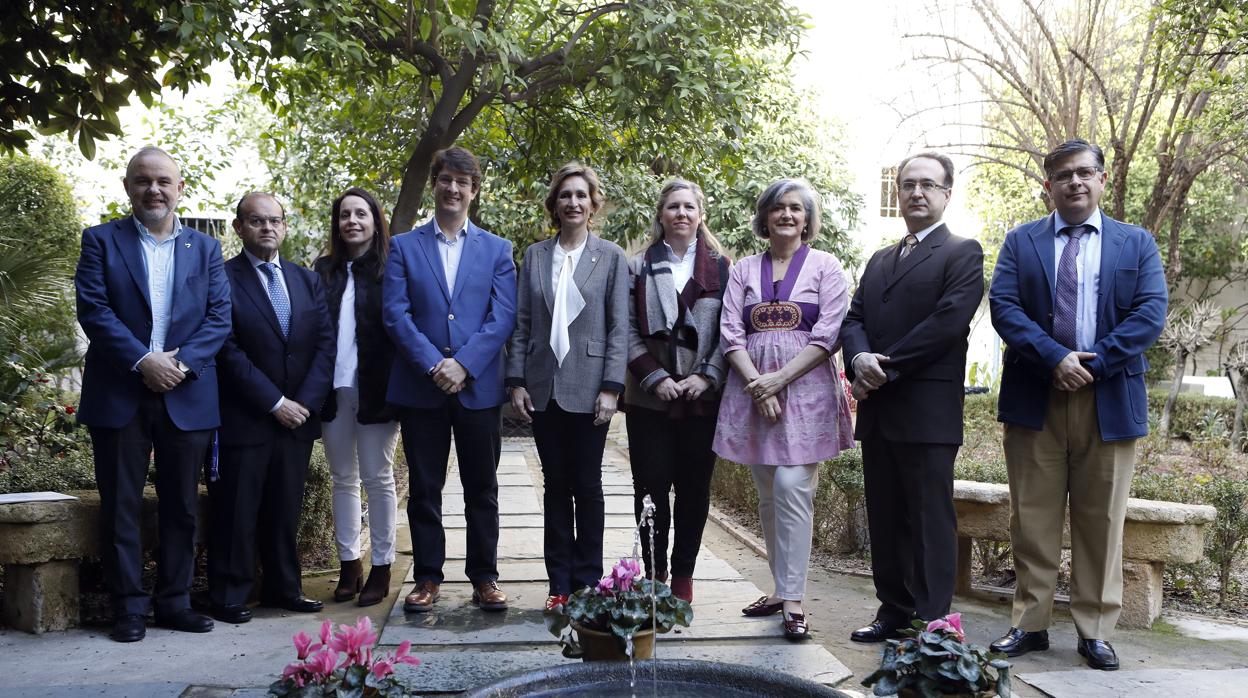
[712,330,855,466]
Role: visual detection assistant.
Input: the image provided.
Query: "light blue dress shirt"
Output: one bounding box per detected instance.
[1053,209,1102,352]
[434,219,468,293]
[133,216,181,363]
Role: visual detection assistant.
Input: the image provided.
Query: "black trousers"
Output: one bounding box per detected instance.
[625,406,717,579]
[531,401,608,594]
[208,431,313,606]
[89,391,211,616]
[400,399,501,584]
[861,436,959,626]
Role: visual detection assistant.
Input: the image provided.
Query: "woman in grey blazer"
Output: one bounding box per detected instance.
[505,162,630,611]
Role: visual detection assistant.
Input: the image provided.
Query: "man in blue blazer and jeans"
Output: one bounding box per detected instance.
[75,147,232,642]
[383,146,517,614]
[988,139,1167,670]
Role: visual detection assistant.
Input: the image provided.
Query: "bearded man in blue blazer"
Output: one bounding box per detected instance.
[75,147,232,642]
[988,139,1167,670]
[383,146,517,614]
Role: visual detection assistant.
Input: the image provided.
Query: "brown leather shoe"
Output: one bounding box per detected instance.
[403,581,440,613]
[472,580,508,611]
[334,559,364,602]
[357,564,391,607]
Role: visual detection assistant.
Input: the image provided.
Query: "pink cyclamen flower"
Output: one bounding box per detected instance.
[612,558,641,590]
[596,575,616,595]
[292,630,314,660]
[282,662,304,681]
[926,612,965,641]
[309,648,338,678]
[371,658,395,678]
[330,617,378,664]
[318,619,333,646]
[393,640,421,667]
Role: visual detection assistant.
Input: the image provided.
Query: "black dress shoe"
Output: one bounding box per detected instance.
[262,596,324,613]
[989,627,1049,657]
[210,604,253,624]
[1078,639,1120,670]
[110,613,146,643]
[850,619,904,643]
[154,608,214,633]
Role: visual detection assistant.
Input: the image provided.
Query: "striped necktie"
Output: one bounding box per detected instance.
[1052,225,1087,349]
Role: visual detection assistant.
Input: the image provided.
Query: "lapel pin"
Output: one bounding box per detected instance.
[184,242,191,248]
[592,256,598,262]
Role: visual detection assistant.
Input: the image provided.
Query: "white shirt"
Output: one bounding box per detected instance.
[243,249,291,413]
[665,238,697,291]
[333,261,358,389]
[434,219,468,293]
[551,235,588,289]
[1053,209,1102,352]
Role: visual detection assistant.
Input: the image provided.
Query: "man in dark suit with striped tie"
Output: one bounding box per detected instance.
[841,152,984,644]
[207,192,335,624]
[988,139,1167,670]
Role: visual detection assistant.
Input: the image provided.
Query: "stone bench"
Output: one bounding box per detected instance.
[952,480,1216,628]
[0,488,209,633]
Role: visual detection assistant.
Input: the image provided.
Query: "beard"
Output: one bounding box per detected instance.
[134,202,172,229]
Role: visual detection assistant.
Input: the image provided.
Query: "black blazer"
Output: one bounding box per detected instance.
[314,253,398,424]
[841,225,984,445]
[217,254,336,445]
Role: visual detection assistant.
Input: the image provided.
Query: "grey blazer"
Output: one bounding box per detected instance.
[505,234,630,414]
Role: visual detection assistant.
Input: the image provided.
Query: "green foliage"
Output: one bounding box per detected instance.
[0,361,90,487]
[1146,391,1243,441]
[0,155,82,372]
[1203,475,1248,605]
[861,618,1012,698]
[298,443,336,569]
[546,560,693,659]
[0,1,229,156]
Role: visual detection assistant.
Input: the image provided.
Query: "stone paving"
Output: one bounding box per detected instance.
[386,438,853,693]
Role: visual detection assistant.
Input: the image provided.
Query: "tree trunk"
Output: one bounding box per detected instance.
[1160,348,1187,436]
[1234,372,1248,452]
[391,128,449,234]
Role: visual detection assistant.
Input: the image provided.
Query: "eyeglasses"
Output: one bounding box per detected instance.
[436,175,475,189]
[246,216,286,227]
[1048,166,1103,184]
[899,180,949,193]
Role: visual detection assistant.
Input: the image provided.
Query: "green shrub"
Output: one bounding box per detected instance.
[1202,475,1248,605]
[297,442,336,569]
[0,361,91,490]
[0,448,95,494]
[1148,391,1241,441]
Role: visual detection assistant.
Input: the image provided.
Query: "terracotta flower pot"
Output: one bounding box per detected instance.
[573,622,656,662]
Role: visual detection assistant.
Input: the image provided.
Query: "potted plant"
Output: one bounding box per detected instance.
[269,617,420,696]
[861,613,1012,698]
[546,557,693,661]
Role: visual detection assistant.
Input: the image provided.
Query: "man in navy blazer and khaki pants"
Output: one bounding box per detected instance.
[988,139,1167,670]
[74,147,231,642]
[383,146,517,614]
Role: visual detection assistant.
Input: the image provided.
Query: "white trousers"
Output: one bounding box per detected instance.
[749,463,819,601]
[321,387,401,565]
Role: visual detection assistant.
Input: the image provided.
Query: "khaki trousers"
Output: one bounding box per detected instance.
[749,463,819,600]
[1003,386,1136,641]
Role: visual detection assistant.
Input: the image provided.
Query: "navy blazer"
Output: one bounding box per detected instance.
[382,219,517,410]
[75,216,232,431]
[989,212,1167,441]
[216,254,336,445]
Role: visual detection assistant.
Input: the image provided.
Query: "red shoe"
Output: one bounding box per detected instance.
[670,576,693,602]
[545,594,569,612]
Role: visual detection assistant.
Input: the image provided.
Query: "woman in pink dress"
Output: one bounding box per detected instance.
[713,178,854,641]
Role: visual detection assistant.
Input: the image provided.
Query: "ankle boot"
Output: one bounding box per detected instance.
[334,559,364,602]
[357,564,391,607]
[671,576,693,602]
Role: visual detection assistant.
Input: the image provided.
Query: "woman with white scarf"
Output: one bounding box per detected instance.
[505,162,629,611]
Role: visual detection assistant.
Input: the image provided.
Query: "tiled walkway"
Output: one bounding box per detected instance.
[386,437,853,692]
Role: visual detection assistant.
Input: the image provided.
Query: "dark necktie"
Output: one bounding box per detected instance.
[1052,225,1087,349]
[260,262,291,338]
[899,233,918,259]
